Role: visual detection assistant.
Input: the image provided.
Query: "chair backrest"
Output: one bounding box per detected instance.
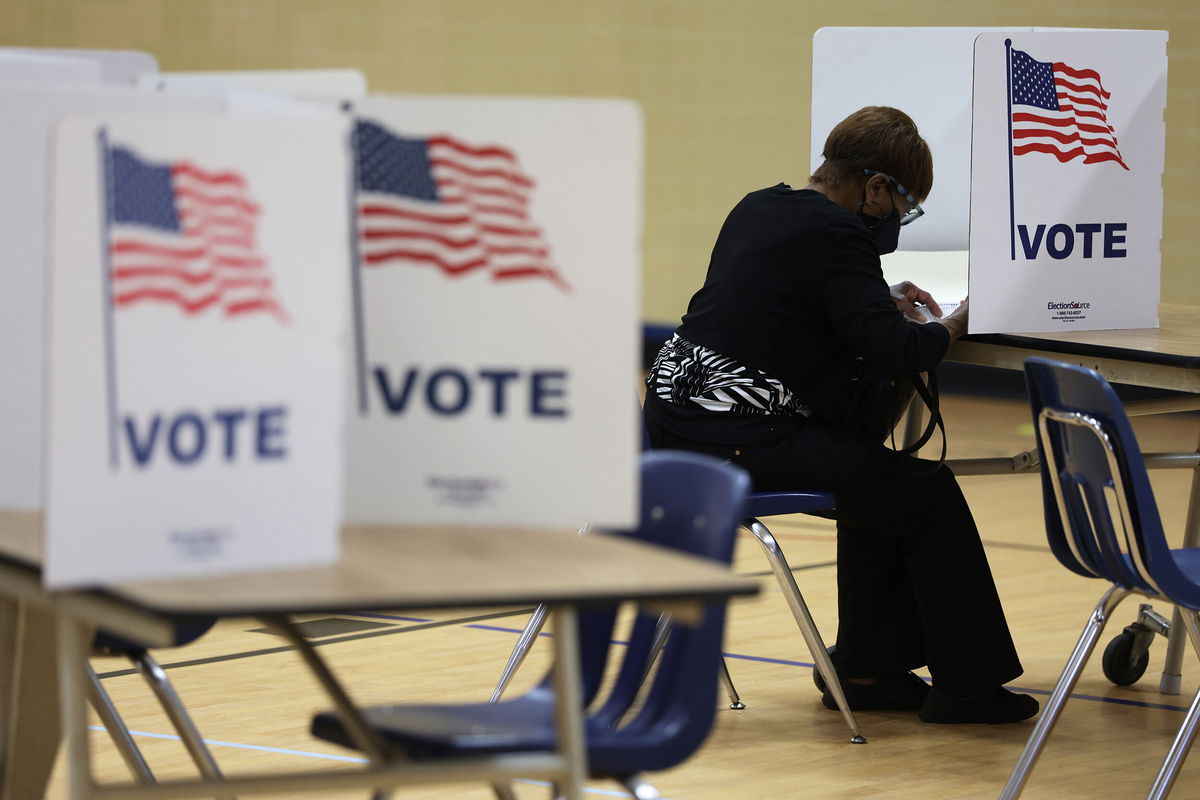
[1023,358,1196,606]
[566,450,749,773]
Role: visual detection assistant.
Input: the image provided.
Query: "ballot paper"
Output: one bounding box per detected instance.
[918,301,962,322]
[881,250,968,322]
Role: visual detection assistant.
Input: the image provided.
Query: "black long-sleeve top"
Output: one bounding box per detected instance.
[650,183,949,441]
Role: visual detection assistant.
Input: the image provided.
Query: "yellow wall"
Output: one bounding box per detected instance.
[3,0,1196,323]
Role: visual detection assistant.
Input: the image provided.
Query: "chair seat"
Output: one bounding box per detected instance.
[743,490,836,519]
[311,684,710,774]
[1103,547,1200,604]
[312,452,751,794]
[1145,547,1200,610]
[312,687,559,758]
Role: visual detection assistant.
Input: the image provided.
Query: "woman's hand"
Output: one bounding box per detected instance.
[889,280,941,322]
[937,296,970,341]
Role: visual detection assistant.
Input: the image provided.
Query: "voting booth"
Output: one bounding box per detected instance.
[0,59,644,586]
[0,83,227,515]
[0,57,359,586]
[0,47,157,85]
[43,111,353,587]
[140,69,367,101]
[0,66,361,518]
[344,96,642,530]
[812,27,1167,333]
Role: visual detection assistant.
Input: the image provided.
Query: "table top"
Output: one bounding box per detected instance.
[964,303,1200,364]
[0,511,758,618]
[950,303,1200,392]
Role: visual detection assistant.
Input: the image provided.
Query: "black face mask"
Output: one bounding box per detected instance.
[857,208,902,255]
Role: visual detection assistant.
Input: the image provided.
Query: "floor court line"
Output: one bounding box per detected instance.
[94,555,840,678]
[466,627,1194,713]
[87,726,672,799]
[94,608,529,679]
[96,614,1200,714]
[94,597,1193,715]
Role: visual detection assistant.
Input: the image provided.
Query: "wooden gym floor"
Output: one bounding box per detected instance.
[46,390,1200,799]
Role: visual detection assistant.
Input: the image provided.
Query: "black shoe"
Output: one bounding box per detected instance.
[918,687,1040,724]
[821,671,931,711]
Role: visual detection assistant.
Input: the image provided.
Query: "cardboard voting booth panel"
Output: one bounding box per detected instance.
[0,86,227,513]
[346,96,642,529]
[0,47,157,85]
[811,26,1166,334]
[812,26,1003,252]
[44,113,352,587]
[141,70,367,102]
[969,31,1167,333]
[0,52,100,83]
[812,26,1115,253]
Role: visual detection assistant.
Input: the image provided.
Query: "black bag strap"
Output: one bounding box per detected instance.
[890,371,946,472]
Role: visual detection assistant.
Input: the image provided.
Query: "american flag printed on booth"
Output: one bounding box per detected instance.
[1009,48,1129,170]
[106,145,289,321]
[353,120,570,291]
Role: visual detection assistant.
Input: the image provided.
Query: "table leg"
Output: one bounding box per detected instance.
[549,604,586,800]
[58,611,94,800]
[259,616,392,764]
[1,601,63,800]
[1158,429,1200,695]
[0,598,17,778]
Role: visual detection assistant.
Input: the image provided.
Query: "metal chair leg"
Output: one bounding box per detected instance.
[744,518,866,743]
[643,613,672,684]
[1000,585,1130,799]
[1148,683,1200,799]
[87,665,155,785]
[128,649,233,798]
[490,522,589,704]
[495,600,746,714]
[490,604,551,702]
[645,613,743,709]
[1147,609,1200,800]
[718,656,745,710]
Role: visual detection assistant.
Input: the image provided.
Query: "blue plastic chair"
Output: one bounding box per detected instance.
[489,409,864,741]
[1001,358,1200,799]
[487,488,864,741]
[487,413,743,707]
[311,451,751,799]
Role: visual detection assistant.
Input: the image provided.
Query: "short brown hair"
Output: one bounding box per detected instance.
[810,106,933,200]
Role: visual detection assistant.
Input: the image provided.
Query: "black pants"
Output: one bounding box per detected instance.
[646,412,1022,696]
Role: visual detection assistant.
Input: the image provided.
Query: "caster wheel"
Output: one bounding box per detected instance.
[1102,630,1150,686]
[812,645,838,694]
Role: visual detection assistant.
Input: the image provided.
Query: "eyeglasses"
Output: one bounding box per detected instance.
[863,169,925,226]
